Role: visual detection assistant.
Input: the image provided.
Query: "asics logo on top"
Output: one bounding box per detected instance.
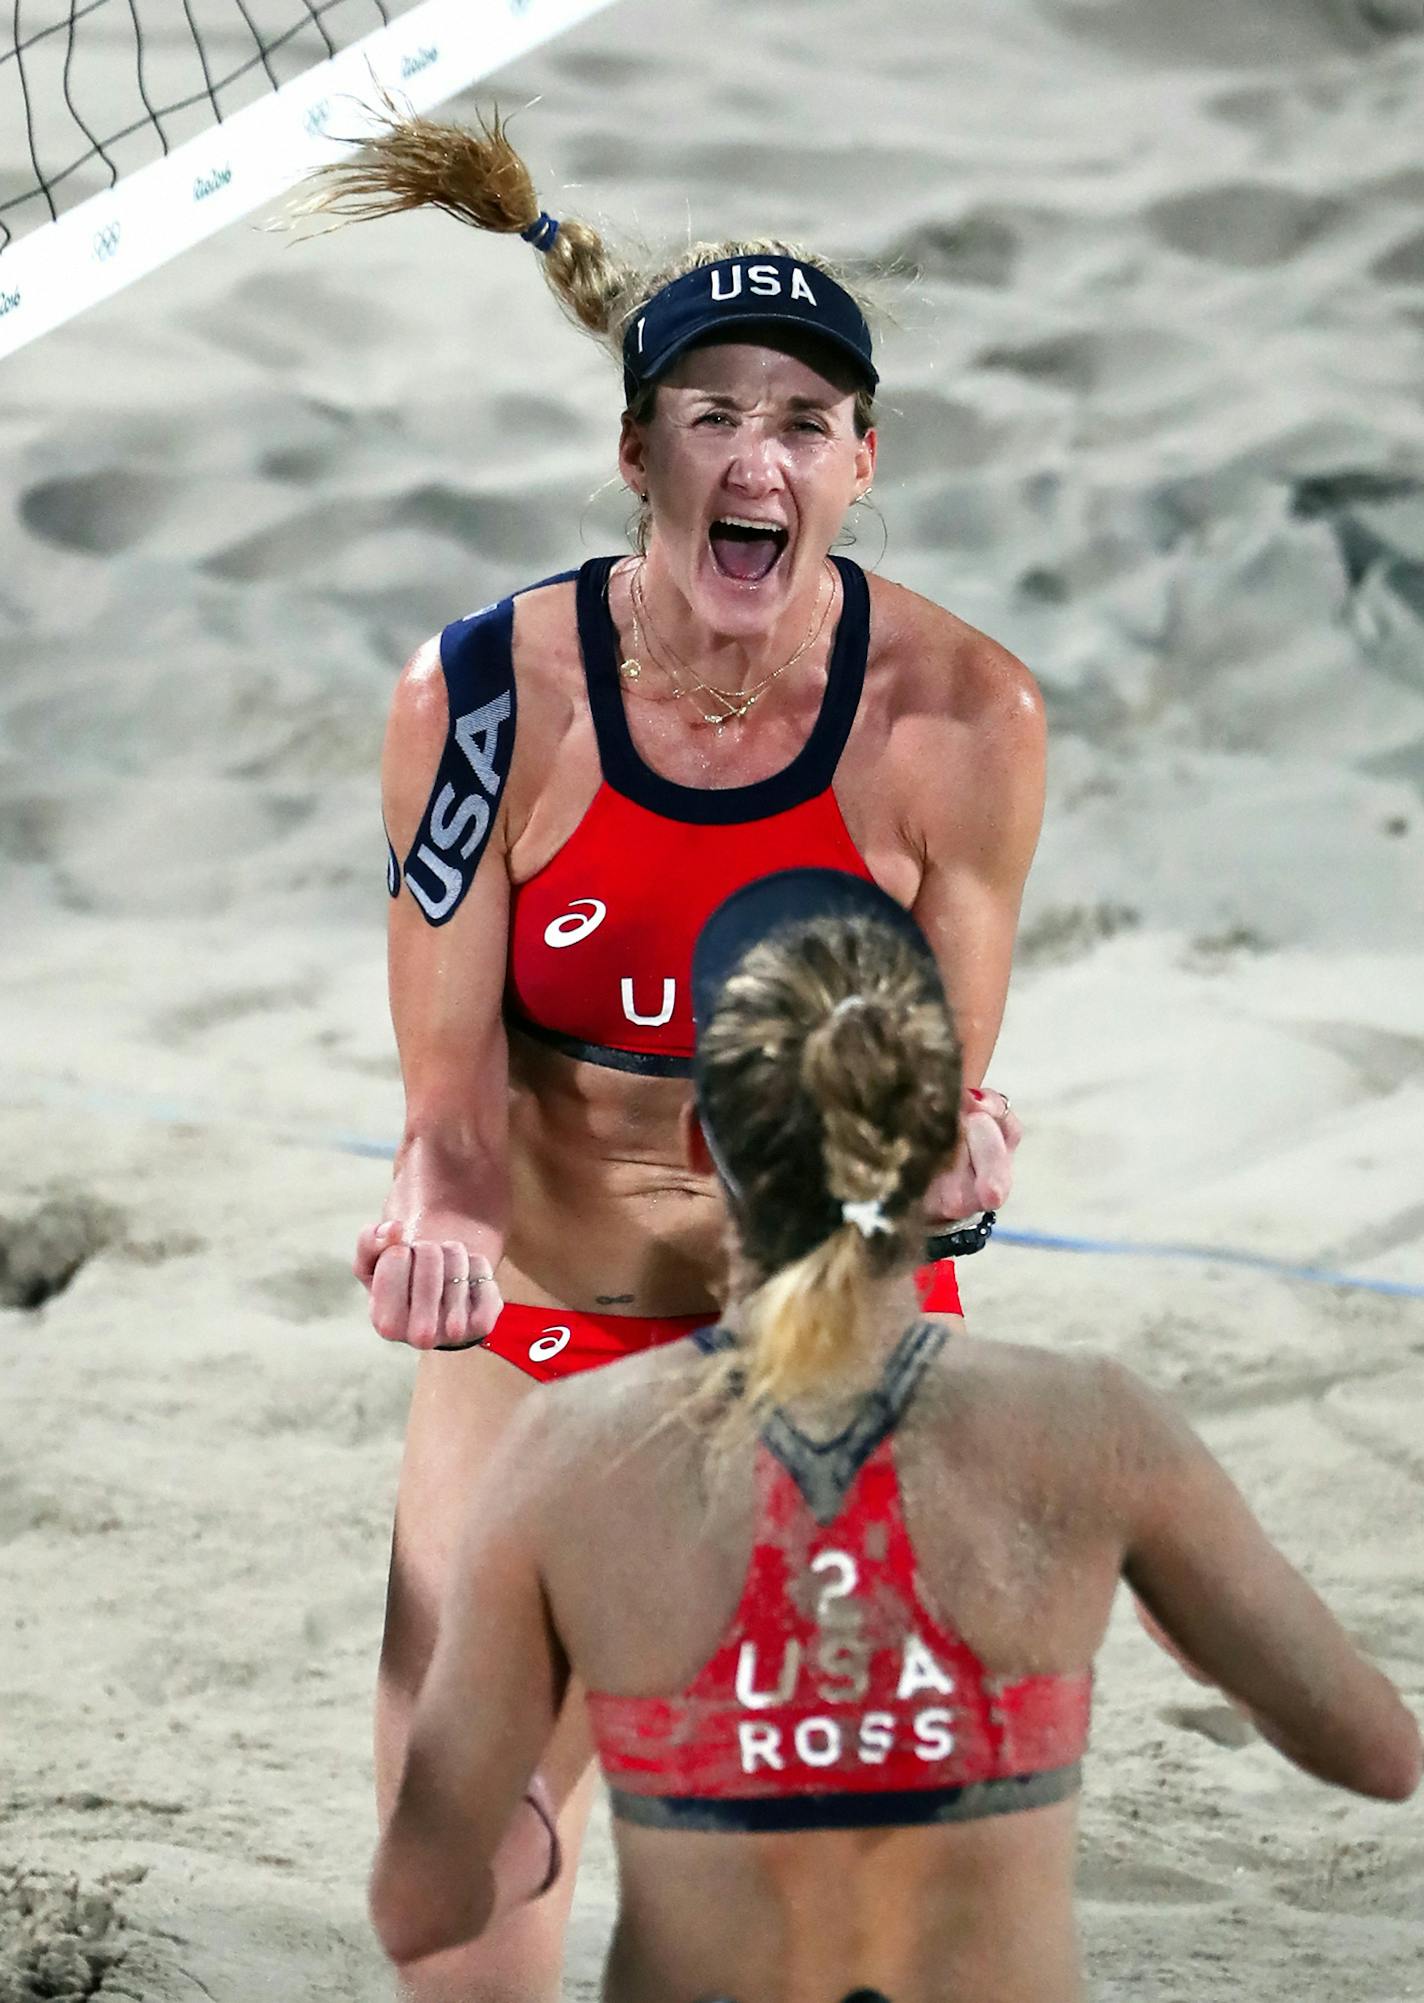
[529,1325,572,1363]
[543,899,607,947]
[538,901,676,1027]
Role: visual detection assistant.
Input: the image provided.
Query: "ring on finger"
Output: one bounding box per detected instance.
[446,1273,491,1287]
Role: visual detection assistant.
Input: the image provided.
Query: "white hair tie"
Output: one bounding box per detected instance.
[829,995,871,1022]
[841,1197,892,1238]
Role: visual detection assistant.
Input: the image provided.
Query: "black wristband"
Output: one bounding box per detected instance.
[925,1210,997,1262]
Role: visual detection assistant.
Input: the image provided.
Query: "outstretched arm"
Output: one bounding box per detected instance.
[1117,1365,1421,1801]
[912,637,1045,1219]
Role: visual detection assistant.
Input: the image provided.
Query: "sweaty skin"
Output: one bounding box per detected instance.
[371,1293,1421,2000]
[359,340,1044,2003]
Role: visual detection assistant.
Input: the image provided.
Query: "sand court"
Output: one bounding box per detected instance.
[4,0,1424,1995]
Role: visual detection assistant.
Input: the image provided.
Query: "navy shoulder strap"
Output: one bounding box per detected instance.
[763,1318,948,1524]
[394,569,575,926]
[688,1317,949,1524]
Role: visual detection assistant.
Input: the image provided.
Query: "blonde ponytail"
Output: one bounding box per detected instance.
[695,915,962,1445]
[289,102,879,423]
[288,99,633,341]
[743,1226,870,1414]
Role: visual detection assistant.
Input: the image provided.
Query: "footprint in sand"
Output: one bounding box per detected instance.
[150,981,320,1046]
[975,327,1201,401]
[888,209,1025,289]
[1268,1834,1424,1919]
[20,470,181,556]
[184,270,389,368]
[1372,225,1424,285]
[1075,1849,1229,1906]
[1144,184,1342,268]
[254,1257,361,1326]
[1051,0,1419,65]
[0,1189,124,1310]
[0,1864,129,2001]
[1322,1365,1424,1483]
[1162,1702,1257,1751]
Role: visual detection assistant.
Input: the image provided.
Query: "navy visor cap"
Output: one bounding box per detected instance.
[691,868,939,1079]
[623,255,878,404]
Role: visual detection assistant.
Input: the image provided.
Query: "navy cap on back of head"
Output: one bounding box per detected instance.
[623,256,878,404]
[691,868,938,1069]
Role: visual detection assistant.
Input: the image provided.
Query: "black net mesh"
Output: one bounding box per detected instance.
[0,1,422,252]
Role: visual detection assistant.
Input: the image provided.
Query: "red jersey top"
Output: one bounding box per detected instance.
[504,556,876,1076]
[587,1321,1091,1832]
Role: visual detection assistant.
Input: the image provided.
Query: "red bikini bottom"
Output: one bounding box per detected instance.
[478,1260,963,1384]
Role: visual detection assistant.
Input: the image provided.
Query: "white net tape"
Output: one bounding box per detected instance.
[0,0,617,361]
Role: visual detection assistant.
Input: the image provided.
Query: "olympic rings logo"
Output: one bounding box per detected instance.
[92,222,122,262]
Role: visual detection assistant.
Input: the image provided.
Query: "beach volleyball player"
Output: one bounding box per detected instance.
[369,869,1420,2003]
[306,112,1038,1997]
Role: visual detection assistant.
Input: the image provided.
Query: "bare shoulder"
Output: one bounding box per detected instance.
[935,1336,1170,1486]
[865,572,1043,737]
[382,635,449,836]
[388,632,447,732]
[386,571,582,736]
[383,571,590,853]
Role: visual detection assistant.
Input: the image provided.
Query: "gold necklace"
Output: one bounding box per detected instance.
[621,564,832,731]
[633,564,830,704]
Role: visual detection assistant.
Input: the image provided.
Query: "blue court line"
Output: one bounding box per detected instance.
[992,1227,1424,1301]
[13,1086,1423,1304]
[327,1132,1424,1303]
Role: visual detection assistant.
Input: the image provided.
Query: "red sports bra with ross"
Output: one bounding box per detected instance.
[587,1321,1091,1832]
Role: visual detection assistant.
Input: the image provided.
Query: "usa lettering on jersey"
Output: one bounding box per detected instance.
[400,600,518,926]
[733,1546,958,1776]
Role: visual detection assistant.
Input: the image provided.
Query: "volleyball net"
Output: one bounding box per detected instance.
[0,0,617,363]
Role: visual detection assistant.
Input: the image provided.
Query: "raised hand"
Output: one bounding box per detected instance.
[926,1085,1021,1226]
[354,1219,505,1350]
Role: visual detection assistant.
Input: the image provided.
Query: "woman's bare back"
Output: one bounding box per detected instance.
[529,1324,1127,2003]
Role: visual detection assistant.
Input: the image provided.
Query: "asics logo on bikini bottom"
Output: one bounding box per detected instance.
[529,1325,571,1363]
[543,899,606,947]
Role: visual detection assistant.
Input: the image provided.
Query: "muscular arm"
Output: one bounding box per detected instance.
[369,1399,568,1965]
[1115,1365,1421,1801]
[363,638,514,1346]
[907,631,1044,1218]
[909,639,1045,1087]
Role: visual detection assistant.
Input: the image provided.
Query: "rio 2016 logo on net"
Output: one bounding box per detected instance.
[92,223,122,263]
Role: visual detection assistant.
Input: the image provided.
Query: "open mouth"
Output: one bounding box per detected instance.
[708,517,789,583]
